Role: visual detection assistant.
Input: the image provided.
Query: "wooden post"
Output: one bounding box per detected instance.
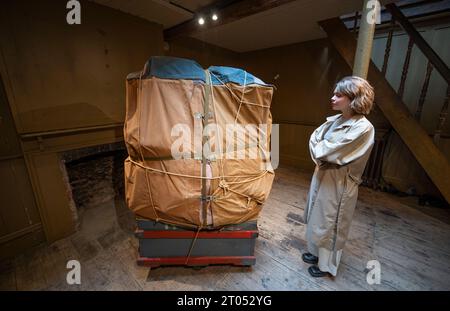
[398,38,414,100]
[353,11,359,33]
[434,86,450,145]
[353,0,379,78]
[381,17,395,76]
[415,61,434,121]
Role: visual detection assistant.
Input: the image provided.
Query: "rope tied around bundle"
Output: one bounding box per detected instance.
[218,179,230,195]
[134,67,272,230]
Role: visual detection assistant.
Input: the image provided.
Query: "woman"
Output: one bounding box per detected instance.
[303,76,375,277]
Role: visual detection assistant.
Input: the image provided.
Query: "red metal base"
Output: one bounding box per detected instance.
[137,256,256,268]
[136,229,258,239]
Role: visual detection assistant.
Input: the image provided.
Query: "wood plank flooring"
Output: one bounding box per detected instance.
[1,166,449,290]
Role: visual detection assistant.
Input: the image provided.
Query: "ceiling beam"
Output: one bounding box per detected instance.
[152,0,195,16]
[164,0,297,41]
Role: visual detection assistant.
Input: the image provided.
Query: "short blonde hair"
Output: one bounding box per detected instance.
[334,76,375,115]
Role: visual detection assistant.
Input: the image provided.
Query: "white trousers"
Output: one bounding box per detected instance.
[308,242,343,276]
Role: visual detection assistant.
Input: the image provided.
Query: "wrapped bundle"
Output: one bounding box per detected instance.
[124,56,275,229]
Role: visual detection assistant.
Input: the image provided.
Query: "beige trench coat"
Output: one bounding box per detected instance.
[304,114,374,252]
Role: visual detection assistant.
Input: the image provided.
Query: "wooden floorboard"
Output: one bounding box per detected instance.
[1,165,449,290]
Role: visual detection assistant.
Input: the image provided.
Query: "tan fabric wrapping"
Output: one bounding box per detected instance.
[124,74,274,228]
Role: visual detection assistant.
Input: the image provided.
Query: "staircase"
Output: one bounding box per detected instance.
[319,2,450,203]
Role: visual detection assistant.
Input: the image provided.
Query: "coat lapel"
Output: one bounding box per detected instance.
[326,114,364,130]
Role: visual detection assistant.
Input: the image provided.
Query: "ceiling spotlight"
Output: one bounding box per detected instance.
[211,14,218,21]
[198,17,205,25]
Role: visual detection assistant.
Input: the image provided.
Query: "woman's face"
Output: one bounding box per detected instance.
[331,92,351,112]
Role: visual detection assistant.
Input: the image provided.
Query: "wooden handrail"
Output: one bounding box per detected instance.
[385,3,450,85]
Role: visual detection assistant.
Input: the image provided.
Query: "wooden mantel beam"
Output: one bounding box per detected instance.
[164,0,297,41]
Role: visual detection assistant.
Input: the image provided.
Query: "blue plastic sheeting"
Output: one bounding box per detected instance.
[209,66,268,86]
[145,56,205,81]
[141,56,270,86]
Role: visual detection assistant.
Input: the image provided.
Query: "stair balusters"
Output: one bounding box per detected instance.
[415,61,434,121]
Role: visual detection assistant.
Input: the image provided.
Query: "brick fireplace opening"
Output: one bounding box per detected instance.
[60,142,135,238]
